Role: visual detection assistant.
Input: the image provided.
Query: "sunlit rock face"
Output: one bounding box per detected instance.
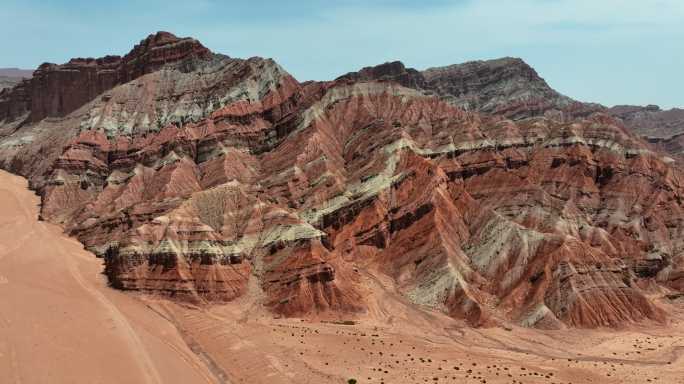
[0,31,211,124]
[339,58,605,121]
[0,33,682,327]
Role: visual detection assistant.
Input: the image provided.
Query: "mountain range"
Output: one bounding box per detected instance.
[1,31,682,329]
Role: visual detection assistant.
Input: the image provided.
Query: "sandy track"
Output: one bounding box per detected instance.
[0,170,218,384]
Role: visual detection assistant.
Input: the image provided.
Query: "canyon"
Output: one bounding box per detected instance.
[0,31,683,383]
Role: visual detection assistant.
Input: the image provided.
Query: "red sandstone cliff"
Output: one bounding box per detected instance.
[0,33,682,329]
[0,31,210,124]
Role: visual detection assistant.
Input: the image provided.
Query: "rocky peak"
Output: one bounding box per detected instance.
[420,57,602,119]
[120,31,211,81]
[425,57,538,77]
[0,31,213,124]
[121,31,210,63]
[422,57,549,92]
[336,57,604,120]
[144,31,180,45]
[336,61,426,89]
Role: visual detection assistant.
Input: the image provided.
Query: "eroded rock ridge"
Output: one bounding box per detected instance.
[1,33,682,329]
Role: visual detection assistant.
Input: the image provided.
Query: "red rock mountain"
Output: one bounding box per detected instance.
[1,32,682,328]
[338,59,605,120]
[0,32,210,123]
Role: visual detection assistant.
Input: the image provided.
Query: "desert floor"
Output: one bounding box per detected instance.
[1,169,683,384]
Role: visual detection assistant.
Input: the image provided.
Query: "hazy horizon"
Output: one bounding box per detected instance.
[2,0,682,109]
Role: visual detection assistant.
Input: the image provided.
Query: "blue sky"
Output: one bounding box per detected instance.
[2,0,682,108]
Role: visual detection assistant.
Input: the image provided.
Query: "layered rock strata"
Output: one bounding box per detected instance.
[0,33,682,329]
[0,31,211,123]
[608,105,684,159]
[339,58,604,120]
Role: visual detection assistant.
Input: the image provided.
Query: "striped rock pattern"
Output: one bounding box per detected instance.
[0,33,682,328]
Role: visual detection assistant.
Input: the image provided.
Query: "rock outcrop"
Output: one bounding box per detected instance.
[1,32,682,329]
[337,61,427,89]
[422,57,605,119]
[0,32,211,124]
[608,105,684,158]
[338,58,605,121]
